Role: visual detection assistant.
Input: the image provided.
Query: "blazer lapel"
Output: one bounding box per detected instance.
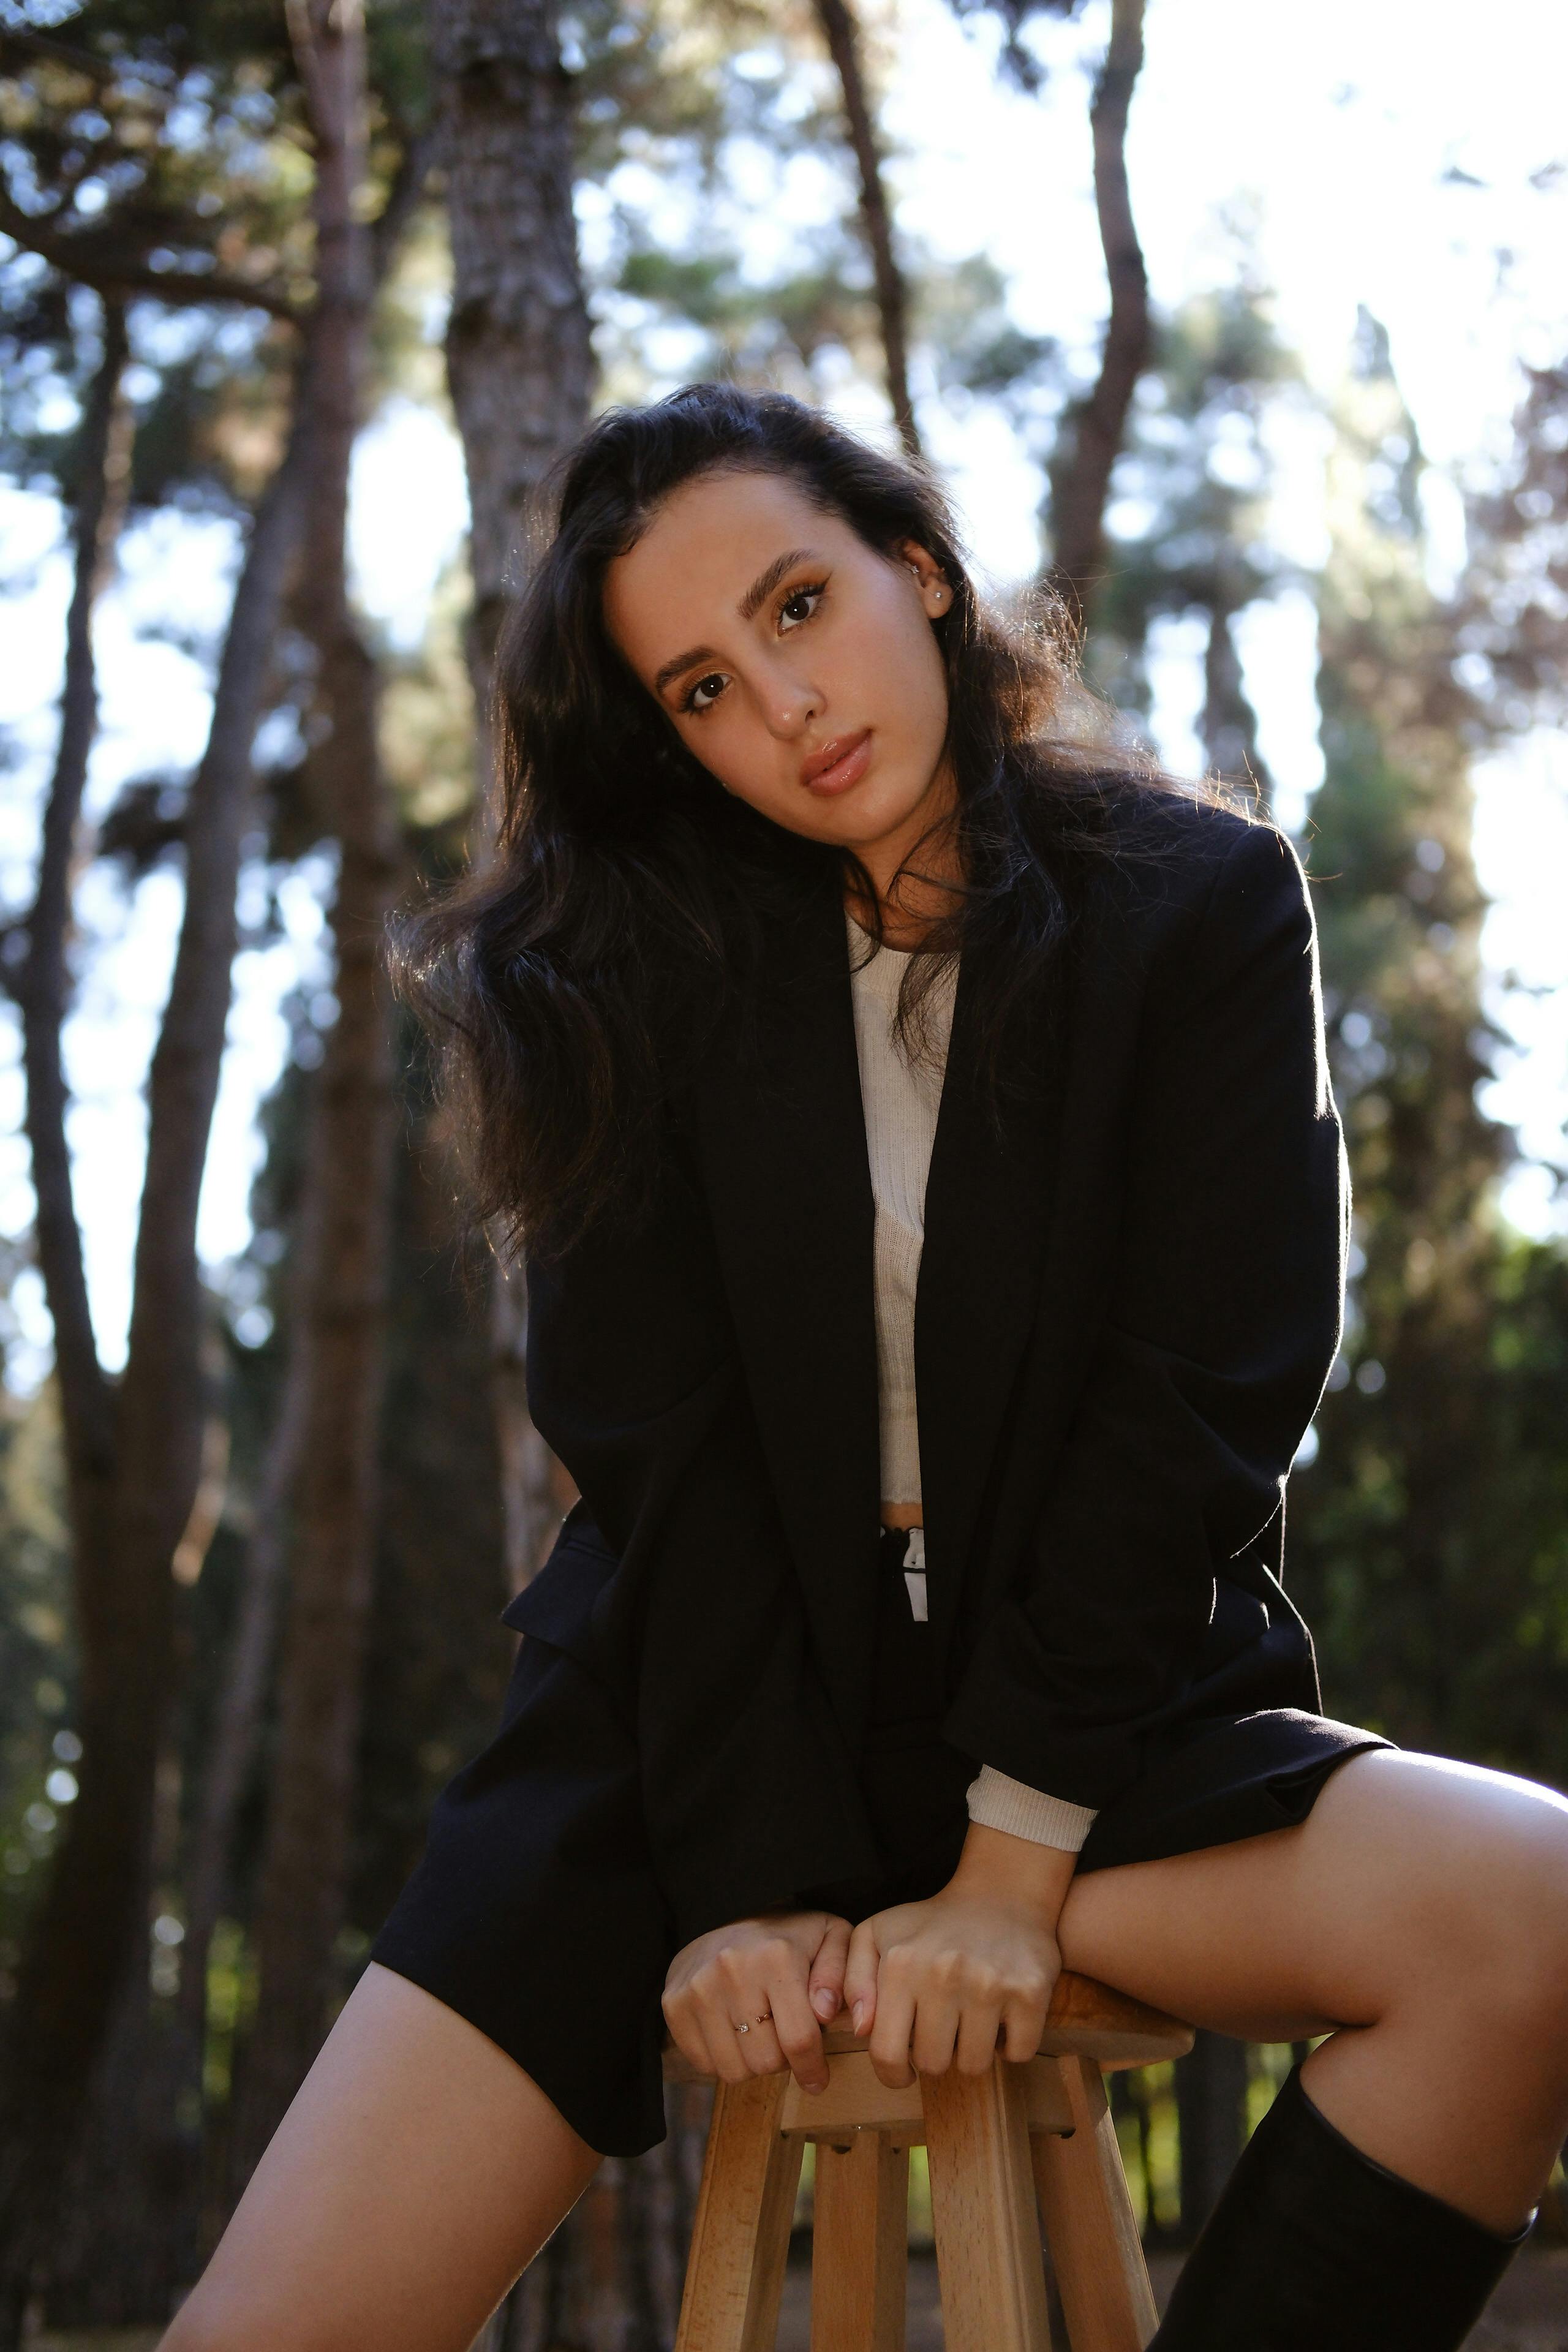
[690,872,883,1751]
[691,870,1079,1746]
[916,935,1072,1659]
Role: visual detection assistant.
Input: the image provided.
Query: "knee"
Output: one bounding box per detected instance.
[1427,1776,1568,2038]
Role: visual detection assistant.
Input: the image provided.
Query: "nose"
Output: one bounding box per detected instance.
[754,653,821,741]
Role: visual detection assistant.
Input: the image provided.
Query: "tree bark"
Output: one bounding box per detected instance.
[226,0,405,2185]
[178,1335,309,2060]
[432,0,595,691]
[2,298,129,2318]
[0,303,316,2337]
[812,0,921,458]
[429,0,594,1591]
[426,9,658,2337]
[166,1308,314,2280]
[13,298,127,1555]
[1175,2030,1250,2239]
[1042,0,1150,639]
[1200,601,1272,811]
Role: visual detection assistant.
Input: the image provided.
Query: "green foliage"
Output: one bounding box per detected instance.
[0,0,428,509]
[1085,260,1305,730]
[1460,355,1568,729]
[1286,325,1568,1789]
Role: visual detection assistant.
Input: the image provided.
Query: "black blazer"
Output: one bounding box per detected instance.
[506,791,1346,1950]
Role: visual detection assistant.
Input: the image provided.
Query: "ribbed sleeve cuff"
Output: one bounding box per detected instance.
[966,1765,1099,1853]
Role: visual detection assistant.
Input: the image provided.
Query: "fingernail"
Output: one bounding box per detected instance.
[812,1987,836,2018]
[851,2001,866,2034]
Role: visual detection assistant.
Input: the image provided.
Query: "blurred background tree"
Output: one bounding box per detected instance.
[1,0,1565,2339]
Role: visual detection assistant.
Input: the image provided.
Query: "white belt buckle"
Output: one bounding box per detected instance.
[902,1527,928,1623]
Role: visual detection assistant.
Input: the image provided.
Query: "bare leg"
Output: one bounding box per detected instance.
[162,1963,600,2352]
[1056,1747,1568,2235]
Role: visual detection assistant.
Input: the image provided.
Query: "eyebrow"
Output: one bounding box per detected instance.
[650,546,819,698]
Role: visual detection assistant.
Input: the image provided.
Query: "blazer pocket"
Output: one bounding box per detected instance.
[499,1501,622,1666]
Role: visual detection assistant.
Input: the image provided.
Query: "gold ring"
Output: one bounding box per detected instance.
[735,2021,750,2035]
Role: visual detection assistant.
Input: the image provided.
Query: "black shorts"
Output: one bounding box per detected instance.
[370,1526,1394,2157]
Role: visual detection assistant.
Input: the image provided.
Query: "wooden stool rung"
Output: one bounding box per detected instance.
[924,2057,1054,2352]
[810,2131,909,2352]
[777,2049,1075,2141]
[1032,2057,1161,2351]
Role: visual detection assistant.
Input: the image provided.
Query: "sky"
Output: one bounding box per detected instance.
[1,0,1566,1383]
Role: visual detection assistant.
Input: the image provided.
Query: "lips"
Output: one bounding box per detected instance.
[799,729,872,795]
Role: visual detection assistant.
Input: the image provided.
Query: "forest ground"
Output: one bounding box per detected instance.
[777,2245,1568,2349]
[24,2245,1568,2348]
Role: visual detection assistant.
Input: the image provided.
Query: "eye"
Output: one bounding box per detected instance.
[682,671,728,715]
[778,582,825,630]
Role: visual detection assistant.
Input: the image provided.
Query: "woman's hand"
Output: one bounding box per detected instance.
[663,1909,851,2094]
[843,1825,1076,2089]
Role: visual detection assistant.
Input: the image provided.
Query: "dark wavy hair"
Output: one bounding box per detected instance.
[391,382,1234,1260]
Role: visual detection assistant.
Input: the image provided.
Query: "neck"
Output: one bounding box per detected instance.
[843,762,963,949]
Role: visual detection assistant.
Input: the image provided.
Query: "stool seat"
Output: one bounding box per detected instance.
[663,1971,1193,2351]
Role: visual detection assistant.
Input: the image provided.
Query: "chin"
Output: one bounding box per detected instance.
[846,782,938,846]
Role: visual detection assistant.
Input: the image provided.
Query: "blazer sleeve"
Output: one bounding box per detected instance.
[522,1146,880,1948]
[941,820,1348,1811]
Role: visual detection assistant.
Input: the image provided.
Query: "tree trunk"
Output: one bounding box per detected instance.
[179,1341,309,2059]
[227,0,405,2186]
[812,0,920,457]
[43,1741,187,2325]
[0,305,317,2340]
[1201,601,1272,811]
[432,0,595,690]
[429,0,594,1593]
[10,320,130,2296]
[426,7,673,2337]
[1175,2030,1250,2241]
[1042,0,1150,639]
[13,297,126,1551]
[171,1307,312,2272]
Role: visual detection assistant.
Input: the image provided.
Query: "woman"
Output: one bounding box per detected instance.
[167,385,1568,2352]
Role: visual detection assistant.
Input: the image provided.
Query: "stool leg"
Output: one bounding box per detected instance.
[924,2060,1053,2352]
[1030,2059,1158,2352]
[810,2132,908,2352]
[675,2073,804,2352]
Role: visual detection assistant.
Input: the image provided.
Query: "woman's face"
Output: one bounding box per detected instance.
[603,468,956,878]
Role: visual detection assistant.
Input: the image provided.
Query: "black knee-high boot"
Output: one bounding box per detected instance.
[1150,2064,1535,2351]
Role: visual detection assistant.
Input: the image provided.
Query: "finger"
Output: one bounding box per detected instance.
[701,1945,779,2083]
[735,2013,786,2079]
[911,1983,965,2079]
[767,1970,829,2095]
[808,1915,851,2024]
[843,1920,881,2038]
[952,1994,1005,2078]
[661,1992,715,2079]
[693,1990,756,2086]
[867,1956,918,2090]
[999,1986,1050,2065]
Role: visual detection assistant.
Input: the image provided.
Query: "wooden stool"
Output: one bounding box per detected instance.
[663,1971,1193,2352]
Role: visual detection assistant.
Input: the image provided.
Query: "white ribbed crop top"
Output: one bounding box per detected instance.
[846,911,1098,1856]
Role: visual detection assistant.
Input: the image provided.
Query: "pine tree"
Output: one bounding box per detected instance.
[1289,312,1568,1792]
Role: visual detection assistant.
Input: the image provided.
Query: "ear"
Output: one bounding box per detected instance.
[895,538,952,620]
